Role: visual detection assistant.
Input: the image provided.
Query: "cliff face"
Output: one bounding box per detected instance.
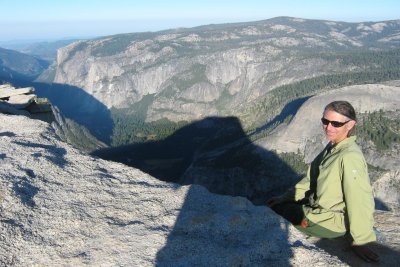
[51,17,400,124]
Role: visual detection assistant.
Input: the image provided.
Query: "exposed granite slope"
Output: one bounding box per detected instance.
[0,114,345,266]
[1,114,399,266]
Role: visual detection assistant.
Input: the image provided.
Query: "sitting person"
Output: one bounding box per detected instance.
[267,100,379,262]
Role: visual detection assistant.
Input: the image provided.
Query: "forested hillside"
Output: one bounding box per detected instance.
[111,48,400,146]
[44,17,399,146]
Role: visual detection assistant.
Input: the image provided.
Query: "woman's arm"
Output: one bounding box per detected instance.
[341,151,376,245]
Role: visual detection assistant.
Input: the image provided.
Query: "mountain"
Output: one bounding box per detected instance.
[2,17,400,264]
[0,47,49,82]
[50,16,400,139]
[1,113,399,266]
[36,16,399,209]
[51,105,108,152]
[0,39,82,62]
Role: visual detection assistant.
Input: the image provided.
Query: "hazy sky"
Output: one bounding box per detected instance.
[1,0,399,42]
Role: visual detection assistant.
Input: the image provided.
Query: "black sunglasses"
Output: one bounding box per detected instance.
[321,118,350,128]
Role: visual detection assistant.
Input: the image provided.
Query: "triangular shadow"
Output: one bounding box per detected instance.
[93,115,300,265]
[92,116,302,205]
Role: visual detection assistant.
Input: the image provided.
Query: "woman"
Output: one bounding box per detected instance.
[267,100,379,262]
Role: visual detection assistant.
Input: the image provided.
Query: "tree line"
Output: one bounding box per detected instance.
[111,109,188,146]
[357,110,400,151]
[248,48,400,135]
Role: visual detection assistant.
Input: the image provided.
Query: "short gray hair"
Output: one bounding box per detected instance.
[324,101,357,136]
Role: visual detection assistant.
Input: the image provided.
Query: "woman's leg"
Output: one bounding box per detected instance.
[272,203,346,239]
[270,202,305,225]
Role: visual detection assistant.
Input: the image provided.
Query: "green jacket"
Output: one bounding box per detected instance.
[283,136,376,245]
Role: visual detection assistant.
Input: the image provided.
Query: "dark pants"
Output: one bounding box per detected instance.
[271,202,305,225]
[271,202,346,239]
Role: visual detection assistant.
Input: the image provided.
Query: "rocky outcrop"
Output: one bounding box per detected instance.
[0,84,53,122]
[2,114,399,266]
[0,83,106,152]
[0,85,34,115]
[0,113,347,266]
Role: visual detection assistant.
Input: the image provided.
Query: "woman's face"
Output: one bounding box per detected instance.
[322,110,356,144]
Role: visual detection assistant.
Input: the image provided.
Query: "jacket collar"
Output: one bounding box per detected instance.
[329,136,356,153]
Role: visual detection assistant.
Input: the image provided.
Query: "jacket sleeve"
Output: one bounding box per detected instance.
[341,152,376,245]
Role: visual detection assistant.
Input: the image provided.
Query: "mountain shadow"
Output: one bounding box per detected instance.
[93,115,300,265]
[92,116,302,205]
[1,78,113,144]
[34,82,113,144]
[155,184,295,266]
[252,96,312,135]
[94,116,399,265]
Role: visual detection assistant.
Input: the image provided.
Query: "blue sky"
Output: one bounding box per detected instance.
[1,0,399,42]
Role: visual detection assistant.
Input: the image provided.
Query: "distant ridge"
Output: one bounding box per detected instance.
[47,17,400,140]
[0,47,49,81]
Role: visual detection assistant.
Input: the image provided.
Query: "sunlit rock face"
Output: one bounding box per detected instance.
[52,17,400,124]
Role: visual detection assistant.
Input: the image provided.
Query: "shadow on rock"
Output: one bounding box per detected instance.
[93,116,311,265]
[156,185,295,266]
[93,116,302,205]
[34,82,114,144]
[12,141,67,167]
[313,236,400,266]
[2,78,114,144]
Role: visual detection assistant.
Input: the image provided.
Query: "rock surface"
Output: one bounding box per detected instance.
[1,114,400,266]
[0,84,53,121]
[0,113,345,266]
